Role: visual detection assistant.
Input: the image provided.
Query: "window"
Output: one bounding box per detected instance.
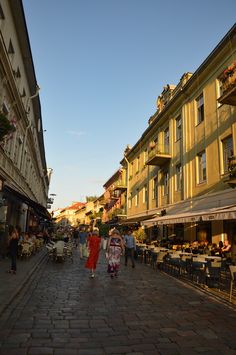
[175,115,182,141]
[143,149,147,166]
[222,135,233,173]
[8,39,14,54]
[175,164,182,191]
[152,178,157,200]
[217,79,223,98]
[196,93,204,124]
[128,193,132,209]
[164,128,169,153]
[135,188,139,206]
[217,79,223,108]
[142,185,147,203]
[197,151,206,183]
[129,162,133,179]
[0,4,5,20]
[163,172,169,196]
[136,156,140,173]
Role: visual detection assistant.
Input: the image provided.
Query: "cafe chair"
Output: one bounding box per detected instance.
[205,261,222,288]
[156,251,167,270]
[20,243,31,258]
[229,265,236,302]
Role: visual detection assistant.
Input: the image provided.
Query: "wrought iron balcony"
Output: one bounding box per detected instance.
[146,144,171,166]
[218,62,236,106]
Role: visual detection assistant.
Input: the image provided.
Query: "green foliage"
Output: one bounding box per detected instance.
[86,195,98,202]
[0,114,16,141]
[98,223,110,237]
[133,227,147,242]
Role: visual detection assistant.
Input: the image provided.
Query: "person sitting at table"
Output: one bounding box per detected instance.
[191,240,199,254]
[221,239,231,257]
[209,243,218,256]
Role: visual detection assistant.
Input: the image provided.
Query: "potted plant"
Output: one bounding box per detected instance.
[0,113,16,142]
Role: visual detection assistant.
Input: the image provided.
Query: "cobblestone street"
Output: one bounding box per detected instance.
[0,250,236,355]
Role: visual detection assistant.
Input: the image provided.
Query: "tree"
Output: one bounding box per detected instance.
[86,195,98,202]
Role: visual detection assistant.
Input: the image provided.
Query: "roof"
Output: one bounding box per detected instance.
[103,168,122,189]
[67,202,86,210]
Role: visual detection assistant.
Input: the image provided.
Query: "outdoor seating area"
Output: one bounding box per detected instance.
[46,240,73,263]
[136,243,236,304]
[18,237,44,259]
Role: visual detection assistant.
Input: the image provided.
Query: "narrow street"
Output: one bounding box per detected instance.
[0,250,236,355]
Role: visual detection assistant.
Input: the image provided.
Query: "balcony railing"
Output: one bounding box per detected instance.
[113,180,127,191]
[146,144,171,166]
[218,62,236,106]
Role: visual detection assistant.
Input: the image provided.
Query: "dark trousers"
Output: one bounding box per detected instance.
[125,247,135,267]
[10,251,17,271]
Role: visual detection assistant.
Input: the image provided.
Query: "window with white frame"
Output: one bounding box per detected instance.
[222,135,233,173]
[175,115,182,141]
[196,93,204,125]
[175,164,182,191]
[135,188,139,206]
[197,150,206,183]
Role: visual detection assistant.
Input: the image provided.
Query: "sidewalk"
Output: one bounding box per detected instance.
[0,248,47,316]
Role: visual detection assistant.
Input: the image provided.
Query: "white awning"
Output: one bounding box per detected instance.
[143,204,236,226]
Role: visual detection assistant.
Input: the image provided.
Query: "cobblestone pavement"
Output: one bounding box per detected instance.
[0,249,236,355]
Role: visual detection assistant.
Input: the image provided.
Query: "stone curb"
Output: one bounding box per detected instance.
[0,250,47,317]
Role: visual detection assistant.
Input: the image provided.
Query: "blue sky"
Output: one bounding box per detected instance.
[22,0,236,209]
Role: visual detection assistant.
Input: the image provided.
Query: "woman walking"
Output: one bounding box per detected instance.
[85,228,101,278]
[7,225,19,274]
[107,229,124,278]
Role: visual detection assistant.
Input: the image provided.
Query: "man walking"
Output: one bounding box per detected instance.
[124,228,136,268]
[78,227,88,259]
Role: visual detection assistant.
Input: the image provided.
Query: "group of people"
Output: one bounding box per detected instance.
[186,239,232,257]
[6,226,50,275]
[82,227,137,279]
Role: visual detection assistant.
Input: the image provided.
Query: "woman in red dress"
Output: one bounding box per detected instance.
[85,228,101,278]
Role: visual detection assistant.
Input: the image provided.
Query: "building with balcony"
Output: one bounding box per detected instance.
[121,24,236,252]
[102,168,127,224]
[0,0,50,255]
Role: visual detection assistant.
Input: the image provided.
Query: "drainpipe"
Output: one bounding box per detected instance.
[124,155,129,216]
[20,85,40,172]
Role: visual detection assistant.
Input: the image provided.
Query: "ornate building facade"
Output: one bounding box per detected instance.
[0,0,50,254]
[120,24,236,254]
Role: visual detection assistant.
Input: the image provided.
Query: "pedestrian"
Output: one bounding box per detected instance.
[124,228,136,268]
[85,228,101,278]
[73,227,79,248]
[106,229,125,278]
[79,226,88,259]
[7,225,19,274]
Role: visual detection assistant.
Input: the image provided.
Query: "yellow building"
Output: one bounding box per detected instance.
[102,168,127,224]
[121,24,236,256]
